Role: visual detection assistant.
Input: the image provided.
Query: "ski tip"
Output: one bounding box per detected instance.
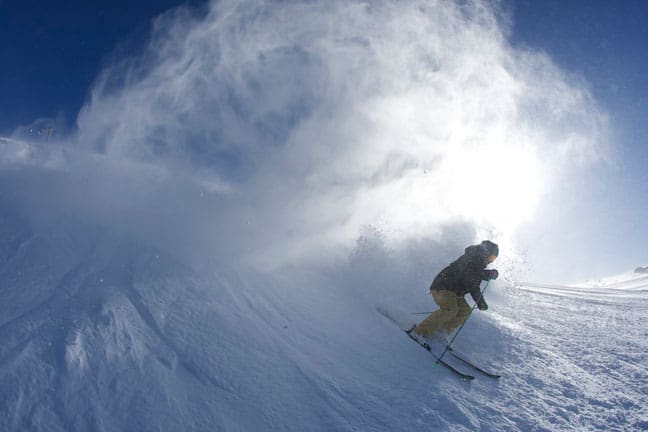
[434,361,475,380]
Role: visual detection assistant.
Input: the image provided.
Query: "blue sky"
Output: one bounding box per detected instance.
[506,0,648,280]
[1,0,647,282]
[0,0,204,133]
[510,0,648,193]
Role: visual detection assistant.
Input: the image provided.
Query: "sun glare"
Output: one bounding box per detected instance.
[444,142,544,232]
[348,139,544,246]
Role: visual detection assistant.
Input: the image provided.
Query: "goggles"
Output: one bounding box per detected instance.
[486,254,497,263]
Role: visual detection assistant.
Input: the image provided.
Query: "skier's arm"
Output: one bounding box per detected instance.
[470,269,497,310]
[469,283,488,310]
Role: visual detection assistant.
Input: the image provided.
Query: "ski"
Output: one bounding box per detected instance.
[405,331,475,380]
[447,347,501,378]
[375,305,475,380]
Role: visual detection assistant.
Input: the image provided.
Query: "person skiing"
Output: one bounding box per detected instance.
[410,240,499,341]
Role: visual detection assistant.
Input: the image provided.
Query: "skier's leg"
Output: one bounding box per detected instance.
[414,290,458,337]
[442,296,472,334]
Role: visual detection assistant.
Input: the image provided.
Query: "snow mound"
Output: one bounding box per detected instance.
[634,266,648,274]
[1,215,647,431]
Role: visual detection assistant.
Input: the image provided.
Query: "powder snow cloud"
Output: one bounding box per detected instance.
[3,0,606,270]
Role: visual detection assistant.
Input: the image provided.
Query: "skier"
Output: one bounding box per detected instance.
[410,240,499,341]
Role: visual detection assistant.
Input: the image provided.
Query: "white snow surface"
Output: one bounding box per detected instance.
[1,217,647,431]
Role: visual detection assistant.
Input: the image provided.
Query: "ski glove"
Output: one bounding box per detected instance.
[484,269,499,280]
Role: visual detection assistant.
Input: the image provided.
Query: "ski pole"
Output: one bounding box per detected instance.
[436,280,491,364]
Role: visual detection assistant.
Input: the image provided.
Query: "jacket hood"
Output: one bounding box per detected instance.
[464,240,499,261]
[479,240,499,258]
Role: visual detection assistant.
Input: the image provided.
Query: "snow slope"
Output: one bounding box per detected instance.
[1,213,646,431]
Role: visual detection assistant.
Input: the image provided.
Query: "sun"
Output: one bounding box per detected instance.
[443,141,544,233]
[344,139,544,246]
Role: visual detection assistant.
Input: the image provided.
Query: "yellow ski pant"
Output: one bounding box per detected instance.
[414,290,472,337]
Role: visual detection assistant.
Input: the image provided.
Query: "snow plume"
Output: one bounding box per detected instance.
[4,0,606,270]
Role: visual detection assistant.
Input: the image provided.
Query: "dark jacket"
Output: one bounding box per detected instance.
[430,244,492,309]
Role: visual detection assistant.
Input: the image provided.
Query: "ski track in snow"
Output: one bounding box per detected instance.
[0,221,647,431]
[482,281,648,431]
